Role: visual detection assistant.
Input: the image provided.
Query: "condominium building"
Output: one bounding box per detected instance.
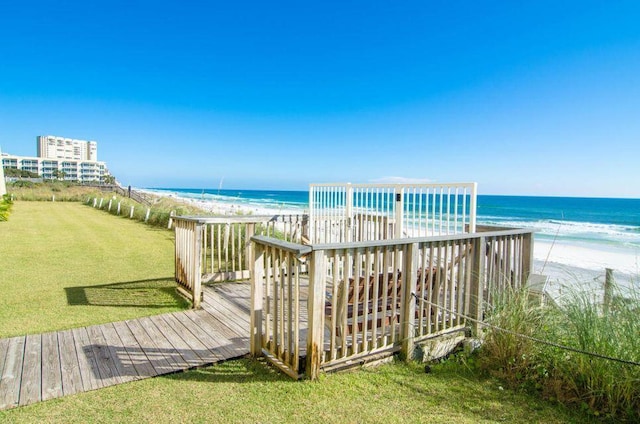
[2,153,109,182]
[2,135,110,183]
[37,135,98,161]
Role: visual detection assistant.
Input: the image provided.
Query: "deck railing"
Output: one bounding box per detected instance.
[309,182,477,244]
[174,214,308,308]
[250,227,533,379]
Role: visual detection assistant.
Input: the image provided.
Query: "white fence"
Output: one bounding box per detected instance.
[309,183,477,244]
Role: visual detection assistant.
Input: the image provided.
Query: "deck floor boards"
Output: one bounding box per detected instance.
[0,282,252,411]
[18,334,41,406]
[41,332,63,402]
[0,336,26,410]
[58,329,83,396]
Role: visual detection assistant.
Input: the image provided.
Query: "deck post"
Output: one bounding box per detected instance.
[250,242,265,356]
[306,249,326,380]
[521,232,533,288]
[604,268,614,314]
[401,242,418,360]
[469,183,478,233]
[245,223,256,279]
[469,236,486,335]
[345,183,353,242]
[394,189,404,239]
[192,222,203,309]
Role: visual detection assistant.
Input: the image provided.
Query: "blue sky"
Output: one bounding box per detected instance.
[1,1,640,197]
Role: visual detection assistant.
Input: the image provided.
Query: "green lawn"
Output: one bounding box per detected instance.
[0,201,189,338]
[0,359,596,424]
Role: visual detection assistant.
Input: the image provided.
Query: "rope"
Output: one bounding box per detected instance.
[411,293,640,367]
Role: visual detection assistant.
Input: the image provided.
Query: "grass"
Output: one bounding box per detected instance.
[0,358,596,424]
[87,190,211,228]
[7,180,101,202]
[477,284,640,422]
[0,201,189,338]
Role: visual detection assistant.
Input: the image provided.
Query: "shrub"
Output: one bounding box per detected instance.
[0,194,14,221]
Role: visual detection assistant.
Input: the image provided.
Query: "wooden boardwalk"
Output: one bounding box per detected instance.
[0,282,251,411]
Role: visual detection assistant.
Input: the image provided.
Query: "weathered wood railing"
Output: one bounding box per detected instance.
[250,227,534,379]
[250,237,312,379]
[174,214,308,308]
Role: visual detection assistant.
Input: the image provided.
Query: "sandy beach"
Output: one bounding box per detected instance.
[533,238,638,291]
[139,188,303,216]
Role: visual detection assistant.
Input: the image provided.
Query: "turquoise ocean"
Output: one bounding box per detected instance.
[149,187,640,254]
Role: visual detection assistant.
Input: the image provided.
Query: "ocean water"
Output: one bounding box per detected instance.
[149,187,640,252]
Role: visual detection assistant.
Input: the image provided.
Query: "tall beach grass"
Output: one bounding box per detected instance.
[86,192,209,228]
[477,278,640,421]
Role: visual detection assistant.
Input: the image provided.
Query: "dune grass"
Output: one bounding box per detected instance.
[478,284,640,422]
[0,201,189,338]
[0,358,596,424]
[7,181,101,202]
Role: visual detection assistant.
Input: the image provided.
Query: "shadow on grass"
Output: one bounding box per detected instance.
[65,277,190,308]
[161,357,290,384]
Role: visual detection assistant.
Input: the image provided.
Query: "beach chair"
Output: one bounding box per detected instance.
[325,272,400,341]
[324,268,443,345]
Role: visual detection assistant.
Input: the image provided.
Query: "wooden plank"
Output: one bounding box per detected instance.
[137,316,190,371]
[216,284,252,310]
[0,336,26,410]
[204,290,251,334]
[148,315,204,368]
[172,312,230,361]
[206,298,250,338]
[0,338,9,377]
[111,321,157,378]
[99,323,140,383]
[203,288,250,318]
[201,298,249,338]
[126,319,174,376]
[40,332,63,401]
[212,283,252,314]
[72,327,103,391]
[58,329,83,396]
[18,334,41,406]
[250,244,265,356]
[86,325,123,387]
[178,310,237,359]
[306,250,327,379]
[195,310,247,359]
[159,314,222,364]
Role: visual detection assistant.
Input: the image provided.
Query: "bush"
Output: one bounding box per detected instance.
[0,194,14,221]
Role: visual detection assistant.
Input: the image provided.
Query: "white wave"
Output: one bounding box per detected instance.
[478,217,640,245]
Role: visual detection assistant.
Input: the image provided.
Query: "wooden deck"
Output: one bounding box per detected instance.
[0,282,251,411]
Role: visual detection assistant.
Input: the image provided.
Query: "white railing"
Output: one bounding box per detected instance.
[309,182,477,244]
[250,227,534,380]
